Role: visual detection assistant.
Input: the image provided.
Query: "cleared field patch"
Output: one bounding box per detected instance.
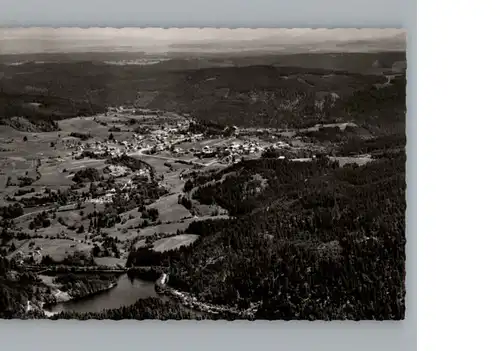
[203,162,227,171]
[147,194,192,222]
[93,257,127,268]
[0,156,37,180]
[103,130,135,143]
[190,201,228,217]
[162,171,185,193]
[0,156,32,170]
[58,117,109,138]
[9,238,92,262]
[135,91,160,107]
[107,220,195,241]
[288,156,373,167]
[54,209,84,228]
[329,155,373,167]
[0,135,63,161]
[34,161,74,186]
[34,158,107,186]
[133,154,174,174]
[58,158,107,173]
[18,221,68,237]
[0,125,24,138]
[150,234,199,252]
[57,202,94,217]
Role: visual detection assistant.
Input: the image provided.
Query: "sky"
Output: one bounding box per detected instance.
[0,28,406,55]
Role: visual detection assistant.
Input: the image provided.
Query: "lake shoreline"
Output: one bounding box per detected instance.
[43,281,119,316]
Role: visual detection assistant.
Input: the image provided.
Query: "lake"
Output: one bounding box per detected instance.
[45,274,162,314]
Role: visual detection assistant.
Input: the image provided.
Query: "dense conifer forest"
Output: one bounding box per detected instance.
[127,149,406,320]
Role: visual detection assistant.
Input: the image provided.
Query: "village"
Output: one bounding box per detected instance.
[61,107,293,168]
[0,32,407,323]
[0,100,377,320]
[0,106,305,268]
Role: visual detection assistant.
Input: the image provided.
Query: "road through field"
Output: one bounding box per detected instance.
[8,239,31,258]
[128,150,218,168]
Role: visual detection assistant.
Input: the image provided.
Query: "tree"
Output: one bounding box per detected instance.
[23,136,28,142]
[41,255,54,265]
[92,244,101,257]
[183,179,194,192]
[89,182,98,195]
[108,133,115,141]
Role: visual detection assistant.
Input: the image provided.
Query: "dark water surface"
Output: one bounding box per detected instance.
[45,274,162,314]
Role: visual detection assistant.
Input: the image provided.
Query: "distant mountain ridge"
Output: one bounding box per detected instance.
[0,28,406,55]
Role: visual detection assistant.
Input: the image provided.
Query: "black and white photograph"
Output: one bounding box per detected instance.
[0,28,407,321]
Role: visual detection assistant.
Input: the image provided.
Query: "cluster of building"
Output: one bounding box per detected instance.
[11,249,43,265]
[190,140,264,161]
[104,165,129,177]
[91,141,123,157]
[134,130,191,154]
[188,140,292,164]
[69,140,125,158]
[271,141,291,149]
[105,106,161,116]
[88,191,116,204]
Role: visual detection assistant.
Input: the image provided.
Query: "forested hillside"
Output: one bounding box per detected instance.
[1,52,406,131]
[127,151,406,320]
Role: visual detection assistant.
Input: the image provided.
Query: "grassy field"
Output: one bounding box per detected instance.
[146,194,192,222]
[106,222,194,242]
[93,257,127,268]
[135,234,200,252]
[0,121,104,191]
[133,155,177,174]
[8,238,93,262]
[57,117,109,137]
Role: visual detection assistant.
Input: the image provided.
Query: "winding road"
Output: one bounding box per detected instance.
[128,150,219,168]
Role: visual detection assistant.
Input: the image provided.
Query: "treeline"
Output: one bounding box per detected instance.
[50,297,198,320]
[29,211,51,230]
[0,203,24,219]
[338,133,406,156]
[75,150,108,160]
[53,273,118,299]
[69,132,92,141]
[92,236,120,258]
[108,155,153,174]
[14,188,78,207]
[0,257,49,319]
[0,117,60,132]
[0,91,106,125]
[192,171,256,216]
[339,75,407,118]
[297,127,347,144]
[187,121,235,137]
[127,153,406,320]
[72,167,101,183]
[13,188,35,197]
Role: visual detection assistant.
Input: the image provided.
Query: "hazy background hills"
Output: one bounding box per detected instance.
[0,28,406,55]
[0,28,406,133]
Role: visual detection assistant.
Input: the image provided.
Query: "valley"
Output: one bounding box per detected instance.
[0,50,406,320]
